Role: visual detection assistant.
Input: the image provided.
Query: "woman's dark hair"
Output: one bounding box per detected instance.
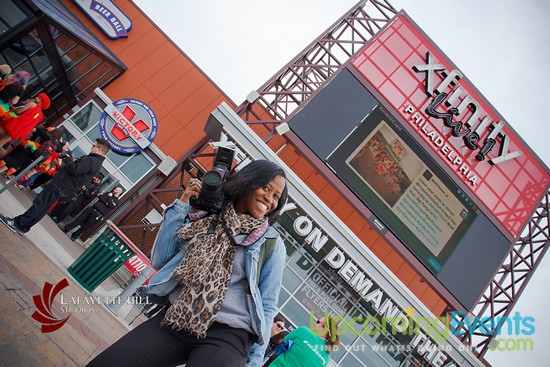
[223,160,288,224]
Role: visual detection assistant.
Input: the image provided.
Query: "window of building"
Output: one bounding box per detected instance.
[0,0,30,34]
[273,204,447,367]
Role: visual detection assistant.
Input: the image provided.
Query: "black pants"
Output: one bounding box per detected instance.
[65,206,99,238]
[29,172,52,190]
[87,311,251,367]
[52,196,85,221]
[14,180,64,233]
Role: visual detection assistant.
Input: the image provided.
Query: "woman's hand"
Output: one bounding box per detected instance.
[180,178,202,204]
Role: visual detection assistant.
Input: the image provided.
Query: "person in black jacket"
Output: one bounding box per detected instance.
[50,175,102,223]
[0,138,110,235]
[62,186,122,241]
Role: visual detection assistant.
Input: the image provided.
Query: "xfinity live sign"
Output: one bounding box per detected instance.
[412,51,522,166]
[401,50,524,188]
[350,13,550,238]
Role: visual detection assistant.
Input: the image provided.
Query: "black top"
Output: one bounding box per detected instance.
[81,181,100,200]
[52,153,105,196]
[29,127,52,144]
[93,192,119,216]
[0,83,24,103]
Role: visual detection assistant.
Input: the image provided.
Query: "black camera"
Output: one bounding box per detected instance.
[189,146,235,214]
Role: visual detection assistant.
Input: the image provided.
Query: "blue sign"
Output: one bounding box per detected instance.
[73,0,132,39]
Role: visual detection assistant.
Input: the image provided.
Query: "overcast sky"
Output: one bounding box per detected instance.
[133,1,549,366]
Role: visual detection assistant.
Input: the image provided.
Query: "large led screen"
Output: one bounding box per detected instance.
[288,68,510,309]
[286,13,550,309]
[327,105,477,273]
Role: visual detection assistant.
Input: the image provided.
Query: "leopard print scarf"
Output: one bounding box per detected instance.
[161,202,268,338]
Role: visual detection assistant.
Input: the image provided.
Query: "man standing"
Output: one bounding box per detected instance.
[62,186,122,241]
[51,175,102,223]
[0,138,110,234]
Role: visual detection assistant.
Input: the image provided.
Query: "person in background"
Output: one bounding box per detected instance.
[262,316,287,363]
[86,159,288,367]
[61,186,122,241]
[263,316,287,359]
[0,126,63,176]
[263,329,290,366]
[0,69,30,118]
[267,316,340,367]
[0,138,110,235]
[19,140,72,190]
[0,93,50,148]
[0,64,11,80]
[51,175,102,223]
[271,316,286,337]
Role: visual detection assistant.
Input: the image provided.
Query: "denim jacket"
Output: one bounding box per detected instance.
[142,199,285,367]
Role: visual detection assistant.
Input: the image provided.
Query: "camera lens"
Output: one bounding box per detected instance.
[203,171,222,186]
[200,170,223,203]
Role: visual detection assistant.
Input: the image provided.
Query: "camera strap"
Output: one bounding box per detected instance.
[222,222,238,247]
[219,200,238,247]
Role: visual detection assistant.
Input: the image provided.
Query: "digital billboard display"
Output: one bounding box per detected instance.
[288,68,512,309]
[327,104,478,273]
[286,12,549,309]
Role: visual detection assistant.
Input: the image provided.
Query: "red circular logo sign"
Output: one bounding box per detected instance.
[99,99,158,154]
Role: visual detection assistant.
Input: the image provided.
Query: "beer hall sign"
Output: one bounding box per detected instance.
[351,14,550,237]
[73,0,132,39]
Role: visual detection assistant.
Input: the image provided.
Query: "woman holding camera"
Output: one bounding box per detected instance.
[87,160,288,367]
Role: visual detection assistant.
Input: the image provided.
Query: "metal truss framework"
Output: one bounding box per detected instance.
[232,0,550,359]
[456,190,549,357]
[234,0,398,135]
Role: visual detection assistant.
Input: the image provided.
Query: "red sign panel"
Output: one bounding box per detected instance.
[351,14,549,238]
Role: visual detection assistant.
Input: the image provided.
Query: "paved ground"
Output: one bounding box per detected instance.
[0,185,146,366]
